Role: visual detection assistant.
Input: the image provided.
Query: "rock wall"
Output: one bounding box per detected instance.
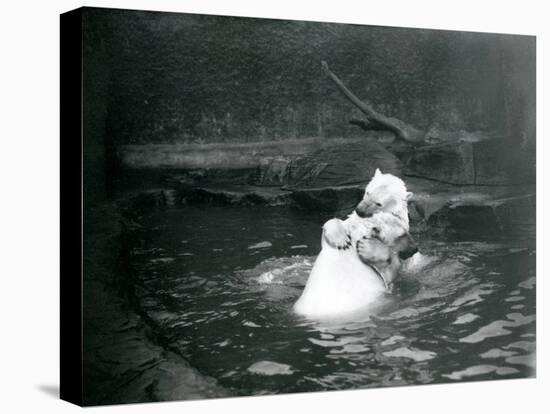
[402,139,535,185]
[82,8,535,148]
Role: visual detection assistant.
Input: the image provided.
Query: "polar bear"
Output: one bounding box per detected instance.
[293,211,417,318]
[323,169,412,252]
[322,168,430,282]
[355,168,412,228]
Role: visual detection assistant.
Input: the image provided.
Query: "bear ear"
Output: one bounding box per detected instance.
[374,168,382,177]
[405,191,414,201]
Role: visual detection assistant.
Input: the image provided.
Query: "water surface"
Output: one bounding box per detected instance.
[130,205,535,396]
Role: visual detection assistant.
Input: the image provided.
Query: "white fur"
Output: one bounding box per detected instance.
[365,170,430,272]
[293,170,420,318]
[322,170,412,252]
[362,168,411,229]
[293,212,406,318]
[293,245,386,318]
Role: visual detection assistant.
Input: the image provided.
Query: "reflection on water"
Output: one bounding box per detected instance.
[130,206,535,396]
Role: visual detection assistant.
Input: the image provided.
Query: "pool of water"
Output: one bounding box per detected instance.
[129,205,535,397]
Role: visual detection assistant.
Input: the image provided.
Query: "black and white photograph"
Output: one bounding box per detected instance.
[58,5,539,407]
[4,1,547,412]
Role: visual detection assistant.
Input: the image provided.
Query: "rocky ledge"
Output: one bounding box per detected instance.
[116,137,535,237]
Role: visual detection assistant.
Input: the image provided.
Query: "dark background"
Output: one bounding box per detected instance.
[83,8,535,145]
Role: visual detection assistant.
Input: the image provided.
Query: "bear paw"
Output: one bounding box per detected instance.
[356,238,372,263]
[356,237,391,264]
[322,218,352,250]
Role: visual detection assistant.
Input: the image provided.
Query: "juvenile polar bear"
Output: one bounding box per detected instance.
[355,169,412,228]
[293,211,417,318]
[323,168,413,252]
[324,169,429,273]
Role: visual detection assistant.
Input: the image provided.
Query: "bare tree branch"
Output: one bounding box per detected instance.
[321,61,426,145]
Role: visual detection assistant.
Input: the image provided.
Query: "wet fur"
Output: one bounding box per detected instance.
[322,169,412,254]
[294,212,414,318]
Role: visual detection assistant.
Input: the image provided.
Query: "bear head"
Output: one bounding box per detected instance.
[355,169,413,224]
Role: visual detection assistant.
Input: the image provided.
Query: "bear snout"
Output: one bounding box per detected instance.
[355,208,373,218]
[399,245,418,260]
[355,201,374,218]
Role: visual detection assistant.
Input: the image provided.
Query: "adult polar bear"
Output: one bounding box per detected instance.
[293,169,418,318]
[293,211,416,318]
